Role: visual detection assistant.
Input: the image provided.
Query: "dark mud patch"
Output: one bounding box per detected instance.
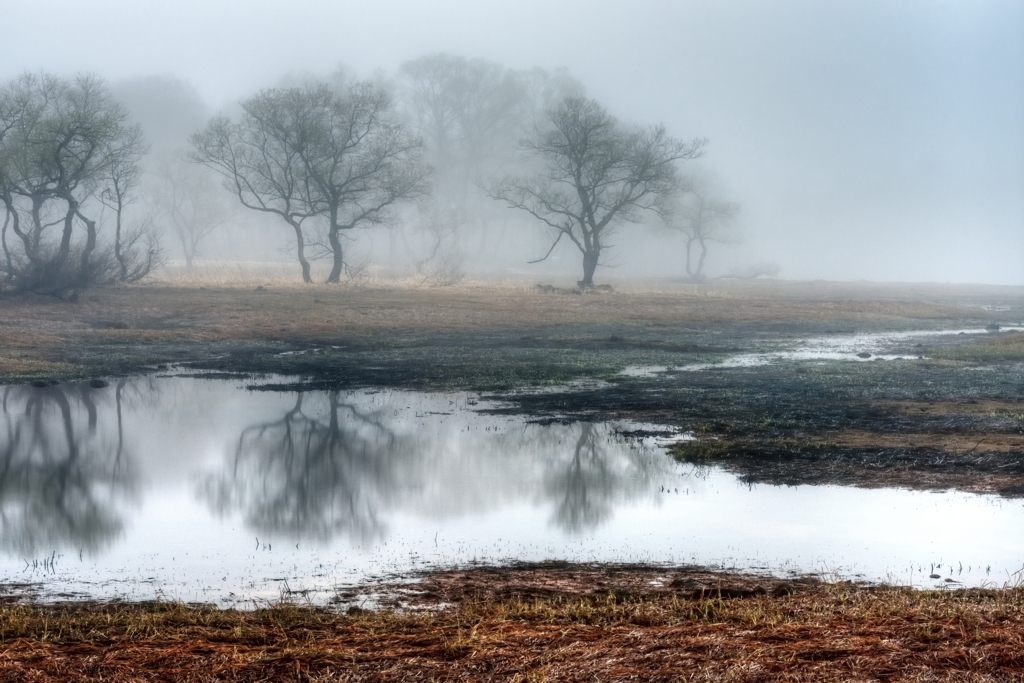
[0,581,44,604]
[671,439,1024,497]
[492,359,1024,430]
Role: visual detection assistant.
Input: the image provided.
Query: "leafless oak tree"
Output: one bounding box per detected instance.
[489,97,705,288]
[397,57,584,277]
[400,54,527,182]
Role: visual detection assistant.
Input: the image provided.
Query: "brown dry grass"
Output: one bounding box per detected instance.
[0,279,1003,378]
[883,400,1024,419]
[801,430,1024,453]
[1,582,1023,681]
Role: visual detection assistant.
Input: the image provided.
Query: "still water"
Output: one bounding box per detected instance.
[1,375,1022,605]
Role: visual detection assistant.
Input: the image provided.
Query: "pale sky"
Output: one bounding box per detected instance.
[2,0,1022,284]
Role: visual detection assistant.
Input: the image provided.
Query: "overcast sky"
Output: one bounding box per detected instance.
[3,0,1022,284]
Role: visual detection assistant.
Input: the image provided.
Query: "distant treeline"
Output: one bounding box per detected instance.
[0,55,737,295]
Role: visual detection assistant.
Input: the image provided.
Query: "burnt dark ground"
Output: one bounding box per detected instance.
[475,339,1024,496]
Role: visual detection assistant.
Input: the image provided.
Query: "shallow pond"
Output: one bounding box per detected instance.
[1,375,1023,606]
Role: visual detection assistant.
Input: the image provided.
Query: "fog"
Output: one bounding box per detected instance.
[2,0,1021,284]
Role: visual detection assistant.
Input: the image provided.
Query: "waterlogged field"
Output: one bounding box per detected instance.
[2,281,1024,680]
[1,281,1023,603]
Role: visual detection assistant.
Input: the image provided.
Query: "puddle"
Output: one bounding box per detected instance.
[621,327,1024,377]
[619,366,670,378]
[1,377,1023,605]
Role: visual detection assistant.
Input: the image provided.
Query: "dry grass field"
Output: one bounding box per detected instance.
[1,564,1023,681]
[1,273,1019,382]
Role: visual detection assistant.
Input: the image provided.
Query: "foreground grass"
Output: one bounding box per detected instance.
[2,585,1023,681]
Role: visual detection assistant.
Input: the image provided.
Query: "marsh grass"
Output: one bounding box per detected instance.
[2,584,1024,681]
[935,332,1024,362]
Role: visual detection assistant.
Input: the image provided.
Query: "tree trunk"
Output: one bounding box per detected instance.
[684,239,694,278]
[27,197,45,262]
[77,211,97,285]
[288,219,312,283]
[56,198,78,267]
[6,199,34,265]
[579,250,599,288]
[114,198,127,281]
[1,207,12,280]
[326,225,344,283]
[695,239,708,279]
[177,230,194,270]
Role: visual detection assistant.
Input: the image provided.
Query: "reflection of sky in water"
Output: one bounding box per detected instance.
[622,327,1024,376]
[1,377,1023,605]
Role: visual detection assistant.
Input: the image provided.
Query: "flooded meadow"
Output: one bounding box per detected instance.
[3,323,1023,606]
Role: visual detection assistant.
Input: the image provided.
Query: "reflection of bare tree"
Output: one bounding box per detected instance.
[0,383,139,556]
[538,423,663,534]
[201,388,670,543]
[200,392,409,543]
[546,424,613,532]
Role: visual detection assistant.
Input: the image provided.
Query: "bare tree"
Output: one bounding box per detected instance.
[149,153,228,270]
[192,82,427,283]
[490,97,706,288]
[414,200,466,286]
[112,74,208,151]
[191,101,317,282]
[0,72,145,295]
[297,83,431,283]
[662,184,739,280]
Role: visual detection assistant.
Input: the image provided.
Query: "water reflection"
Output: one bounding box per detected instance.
[199,389,666,542]
[0,381,142,555]
[2,377,1023,601]
[200,392,406,543]
[548,424,625,532]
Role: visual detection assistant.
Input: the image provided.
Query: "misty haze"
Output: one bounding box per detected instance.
[1,1,1023,679]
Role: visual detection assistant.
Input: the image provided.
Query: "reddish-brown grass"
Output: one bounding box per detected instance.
[2,581,1023,681]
